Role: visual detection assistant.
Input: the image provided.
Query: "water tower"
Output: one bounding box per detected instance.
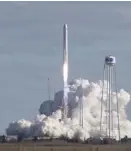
[100,55,120,140]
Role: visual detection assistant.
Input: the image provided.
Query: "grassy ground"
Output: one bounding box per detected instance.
[0,141,131,151]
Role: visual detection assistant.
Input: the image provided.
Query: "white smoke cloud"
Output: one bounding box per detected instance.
[6,78,131,141]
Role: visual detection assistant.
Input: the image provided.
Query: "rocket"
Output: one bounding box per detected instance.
[62,24,69,120]
[63,24,68,85]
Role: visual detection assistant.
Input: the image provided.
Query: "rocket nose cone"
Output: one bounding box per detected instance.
[63,24,68,29]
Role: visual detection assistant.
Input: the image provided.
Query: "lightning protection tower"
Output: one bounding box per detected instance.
[100,55,120,141]
[79,96,84,128]
[78,85,84,128]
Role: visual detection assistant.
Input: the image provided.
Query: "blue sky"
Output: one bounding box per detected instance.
[0,1,131,133]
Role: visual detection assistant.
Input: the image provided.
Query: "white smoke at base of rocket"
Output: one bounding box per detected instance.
[62,24,69,118]
[6,78,131,141]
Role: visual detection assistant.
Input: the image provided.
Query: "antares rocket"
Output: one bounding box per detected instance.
[63,24,68,67]
[62,24,69,120]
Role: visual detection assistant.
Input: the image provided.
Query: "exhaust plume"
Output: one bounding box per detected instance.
[6,78,131,141]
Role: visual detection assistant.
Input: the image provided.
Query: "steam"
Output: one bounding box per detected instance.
[6,78,131,141]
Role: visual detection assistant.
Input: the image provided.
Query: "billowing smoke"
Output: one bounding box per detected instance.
[6,78,131,141]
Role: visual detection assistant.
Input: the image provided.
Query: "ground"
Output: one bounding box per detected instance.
[0,140,130,151]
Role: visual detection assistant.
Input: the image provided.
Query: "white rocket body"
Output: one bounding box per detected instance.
[62,24,69,120]
[63,24,68,83]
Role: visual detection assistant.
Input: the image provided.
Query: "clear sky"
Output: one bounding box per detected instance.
[0,1,131,134]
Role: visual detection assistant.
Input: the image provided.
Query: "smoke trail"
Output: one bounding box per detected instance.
[6,78,131,141]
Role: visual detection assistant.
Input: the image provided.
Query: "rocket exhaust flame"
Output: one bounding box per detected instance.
[63,63,68,83]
